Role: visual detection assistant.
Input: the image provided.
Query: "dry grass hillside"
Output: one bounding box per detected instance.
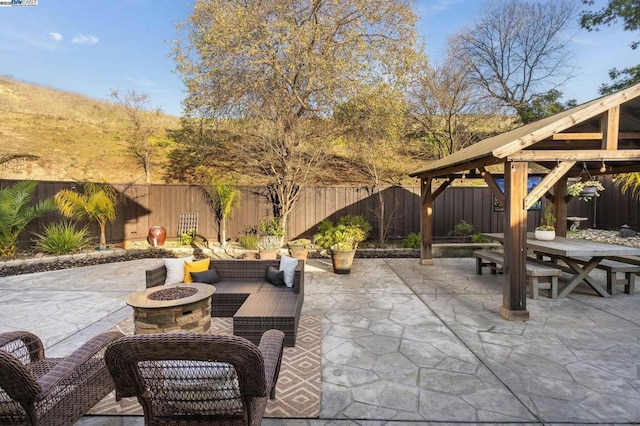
[0,77,179,184]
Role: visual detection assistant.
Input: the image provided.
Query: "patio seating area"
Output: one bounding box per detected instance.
[1,257,640,424]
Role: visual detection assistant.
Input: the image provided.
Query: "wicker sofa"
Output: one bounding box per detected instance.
[145,259,304,347]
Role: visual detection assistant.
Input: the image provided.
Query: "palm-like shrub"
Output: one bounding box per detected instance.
[54,181,117,250]
[34,220,92,255]
[0,181,56,259]
[204,176,241,245]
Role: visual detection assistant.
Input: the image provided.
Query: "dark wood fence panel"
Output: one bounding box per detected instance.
[2,177,638,248]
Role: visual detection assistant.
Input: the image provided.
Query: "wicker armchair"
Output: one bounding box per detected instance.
[0,330,124,426]
[105,329,285,426]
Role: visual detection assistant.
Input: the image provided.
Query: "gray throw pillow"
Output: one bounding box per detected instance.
[266,265,286,287]
[190,267,221,284]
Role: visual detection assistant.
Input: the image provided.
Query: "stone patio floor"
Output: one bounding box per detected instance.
[1,257,639,425]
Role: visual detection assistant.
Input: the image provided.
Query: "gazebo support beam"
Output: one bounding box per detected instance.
[419,178,451,265]
[501,161,529,321]
[554,176,569,237]
[420,178,434,265]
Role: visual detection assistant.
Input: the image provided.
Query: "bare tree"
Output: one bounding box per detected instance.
[111,89,168,184]
[452,0,578,123]
[407,51,502,159]
[172,0,419,235]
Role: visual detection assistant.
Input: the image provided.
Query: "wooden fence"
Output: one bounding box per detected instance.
[2,178,637,246]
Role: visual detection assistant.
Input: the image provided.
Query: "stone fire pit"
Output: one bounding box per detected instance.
[126,284,216,334]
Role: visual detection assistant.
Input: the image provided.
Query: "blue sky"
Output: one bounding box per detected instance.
[0,0,637,117]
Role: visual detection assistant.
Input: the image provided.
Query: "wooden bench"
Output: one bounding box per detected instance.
[535,253,639,295]
[474,249,561,299]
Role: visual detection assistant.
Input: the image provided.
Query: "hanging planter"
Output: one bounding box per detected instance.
[567,163,605,202]
[567,179,605,201]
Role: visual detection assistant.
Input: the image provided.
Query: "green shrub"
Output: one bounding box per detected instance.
[403,232,421,249]
[238,234,259,250]
[313,215,371,250]
[452,220,474,237]
[471,233,490,243]
[34,220,92,254]
[179,229,195,245]
[259,217,284,238]
[337,215,372,237]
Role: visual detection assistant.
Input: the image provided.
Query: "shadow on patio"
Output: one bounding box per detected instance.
[1,257,639,424]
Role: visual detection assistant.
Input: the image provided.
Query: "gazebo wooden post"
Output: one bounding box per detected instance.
[501,161,530,321]
[420,178,433,265]
[554,176,569,237]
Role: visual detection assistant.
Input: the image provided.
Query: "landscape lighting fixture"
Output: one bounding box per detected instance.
[600,160,607,173]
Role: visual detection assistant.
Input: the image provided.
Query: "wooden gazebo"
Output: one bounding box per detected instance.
[409,83,640,321]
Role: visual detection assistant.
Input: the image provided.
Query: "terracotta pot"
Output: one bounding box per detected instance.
[288,245,308,260]
[147,226,166,247]
[330,249,356,274]
[259,249,278,260]
[243,251,258,260]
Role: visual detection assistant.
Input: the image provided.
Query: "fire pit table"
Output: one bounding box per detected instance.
[126,284,216,334]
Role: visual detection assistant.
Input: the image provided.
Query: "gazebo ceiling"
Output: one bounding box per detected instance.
[409,83,640,180]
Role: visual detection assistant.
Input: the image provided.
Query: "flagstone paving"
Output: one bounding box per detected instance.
[1,257,639,425]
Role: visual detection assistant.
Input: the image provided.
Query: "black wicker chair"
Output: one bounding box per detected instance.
[105,330,285,426]
[0,330,124,426]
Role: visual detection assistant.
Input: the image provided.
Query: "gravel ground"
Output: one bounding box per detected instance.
[1,228,638,277]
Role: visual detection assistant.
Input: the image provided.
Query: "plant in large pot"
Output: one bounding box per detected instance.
[314,215,371,274]
[257,217,285,259]
[257,235,281,259]
[535,204,556,241]
[287,238,311,260]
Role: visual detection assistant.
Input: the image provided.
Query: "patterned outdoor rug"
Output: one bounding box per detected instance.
[88,315,321,418]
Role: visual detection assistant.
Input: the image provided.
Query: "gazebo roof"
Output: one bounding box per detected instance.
[409,83,640,179]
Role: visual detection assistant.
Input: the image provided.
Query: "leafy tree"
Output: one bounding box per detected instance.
[335,84,408,246]
[110,89,171,184]
[0,181,56,259]
[580,0,640,94]
[54,181,117,250]
[517,89,577,124]
[453,0,578,123]
[581,1,640,196]
[172,0,419,232]
[201,170,241,245]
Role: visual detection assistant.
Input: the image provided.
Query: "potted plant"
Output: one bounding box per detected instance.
[567,179,605,201]
[238,234,259,259]
[257,235,281,259]
[287,238,311,260]
[259,217,285,243]
[257,217,285,259]
[314,215,371,274]
[535,204,556,241]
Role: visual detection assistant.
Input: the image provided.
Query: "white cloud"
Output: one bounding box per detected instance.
[126,76,156,87]
[49,32,63,42]
[72,34,99,46]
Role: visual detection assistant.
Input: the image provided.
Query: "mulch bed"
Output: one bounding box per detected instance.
[0,249,174,277]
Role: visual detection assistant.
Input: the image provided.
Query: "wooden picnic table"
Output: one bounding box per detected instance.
[482,233,640,298]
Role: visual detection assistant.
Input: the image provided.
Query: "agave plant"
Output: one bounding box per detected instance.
[0,181,56,259]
